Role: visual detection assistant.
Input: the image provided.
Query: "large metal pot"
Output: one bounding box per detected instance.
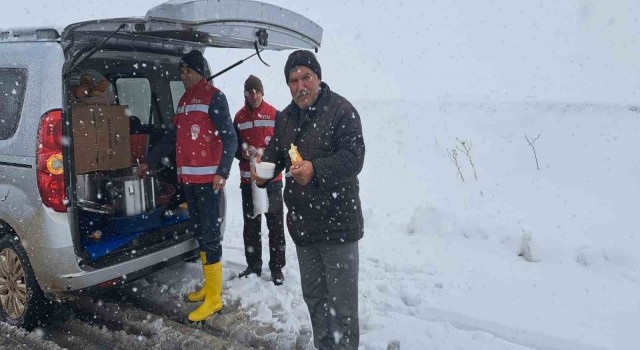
[107,174,157,216]
[76,172,106,202]
[76,172,113,214]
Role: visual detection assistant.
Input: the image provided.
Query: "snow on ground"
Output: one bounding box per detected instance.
[0,1,638,349]
[140,99,640,349]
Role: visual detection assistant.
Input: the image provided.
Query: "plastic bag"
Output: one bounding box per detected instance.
[250,156,268,218]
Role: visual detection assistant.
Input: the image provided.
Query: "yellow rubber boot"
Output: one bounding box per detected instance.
[188,262,223,322]
[186,252,207,302]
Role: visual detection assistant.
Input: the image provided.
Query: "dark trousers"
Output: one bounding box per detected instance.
[296,241,359,350]
[183,183,223,264]
[240,184,285,271]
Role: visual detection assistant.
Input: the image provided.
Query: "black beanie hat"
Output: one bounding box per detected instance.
[244,75,264,94]
[179,50,207,77]
[284,50,322,82]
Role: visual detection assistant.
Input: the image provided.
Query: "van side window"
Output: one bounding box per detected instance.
[116,78,152,125]
[169,81,185,113]
[0,68,27,140]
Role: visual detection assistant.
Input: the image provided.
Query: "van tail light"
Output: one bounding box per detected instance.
[36,109,67,212]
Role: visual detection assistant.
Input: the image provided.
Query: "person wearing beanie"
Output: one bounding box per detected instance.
[139,50,237,322]
[283,49,322,81]
[253,50,365,349]
[233,75,286,285]
[179,50,208,77]
[244,74,264,95]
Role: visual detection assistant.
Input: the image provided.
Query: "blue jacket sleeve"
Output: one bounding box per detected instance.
[209,91,238,179]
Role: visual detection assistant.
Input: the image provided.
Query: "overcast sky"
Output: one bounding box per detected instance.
[1,0,639,107]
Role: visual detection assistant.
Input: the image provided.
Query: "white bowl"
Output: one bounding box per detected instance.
[255,161,276,179]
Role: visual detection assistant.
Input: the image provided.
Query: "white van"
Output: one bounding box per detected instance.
[0,0,321,327]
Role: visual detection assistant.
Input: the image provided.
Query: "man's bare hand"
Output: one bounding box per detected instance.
[242,149,251,160]
[290,160,314,186]
[212,174,226,192]
[136,163,150,178]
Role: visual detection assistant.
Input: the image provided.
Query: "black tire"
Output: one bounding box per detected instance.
[0,233,50,329]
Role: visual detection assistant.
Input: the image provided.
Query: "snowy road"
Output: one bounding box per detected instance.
[0,260,538,350]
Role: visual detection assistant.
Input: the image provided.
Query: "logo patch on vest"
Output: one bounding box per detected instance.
[258,113,271,119]
[191,124,201,140]
[265,135,272,145]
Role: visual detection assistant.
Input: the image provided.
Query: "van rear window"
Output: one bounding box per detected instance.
[0,68,27,140]
[116,78,152,125]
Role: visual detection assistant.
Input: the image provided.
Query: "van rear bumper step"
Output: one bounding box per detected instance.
[58,238,199,291]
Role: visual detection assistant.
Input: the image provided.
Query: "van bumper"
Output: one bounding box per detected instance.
[40,238,199,292]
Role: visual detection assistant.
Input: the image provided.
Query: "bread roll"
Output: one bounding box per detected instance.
[288,143,303,164]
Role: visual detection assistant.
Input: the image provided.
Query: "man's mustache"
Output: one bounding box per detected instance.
[295,90,310,99]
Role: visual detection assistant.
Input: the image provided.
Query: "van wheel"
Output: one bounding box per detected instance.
[0,235,49,328]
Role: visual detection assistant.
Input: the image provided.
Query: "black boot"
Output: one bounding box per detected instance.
[271,268,284,286]
[239,266,261,278]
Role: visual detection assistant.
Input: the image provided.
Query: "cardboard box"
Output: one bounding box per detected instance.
[72,105,131,174]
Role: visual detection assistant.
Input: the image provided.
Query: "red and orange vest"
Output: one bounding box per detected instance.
[174,79,222,184]
[234,101,282,185]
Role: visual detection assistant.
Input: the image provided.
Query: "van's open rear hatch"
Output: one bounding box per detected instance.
[61,0,322,51]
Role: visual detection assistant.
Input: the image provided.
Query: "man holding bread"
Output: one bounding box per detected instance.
[252,50,365,350]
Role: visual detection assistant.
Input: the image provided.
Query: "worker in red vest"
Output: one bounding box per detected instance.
[233,75,285,285]
[139,50,237,322]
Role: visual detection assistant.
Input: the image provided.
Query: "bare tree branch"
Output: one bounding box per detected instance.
[456,138,478,180]
[447,148,465,181]
[525,131,542,170]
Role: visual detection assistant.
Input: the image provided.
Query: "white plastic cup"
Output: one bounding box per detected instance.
[255,162,276,179]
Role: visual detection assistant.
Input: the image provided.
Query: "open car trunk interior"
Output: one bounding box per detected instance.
[63,49,205,266]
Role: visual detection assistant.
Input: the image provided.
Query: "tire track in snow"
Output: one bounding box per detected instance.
[362,256,605,350]
[70,296,247,349]
[415,306,607,350]
[100,263,314,350]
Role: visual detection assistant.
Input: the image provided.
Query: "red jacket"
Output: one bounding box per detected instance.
[174,79,223,184]
[234,101,282,185]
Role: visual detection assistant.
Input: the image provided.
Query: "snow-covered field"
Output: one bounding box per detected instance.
[137,99,640,350]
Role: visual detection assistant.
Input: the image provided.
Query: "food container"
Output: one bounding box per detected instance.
[107,174,157,216]
[255,161,276,179]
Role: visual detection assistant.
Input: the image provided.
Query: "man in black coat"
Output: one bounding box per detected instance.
[253,50,365,349]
